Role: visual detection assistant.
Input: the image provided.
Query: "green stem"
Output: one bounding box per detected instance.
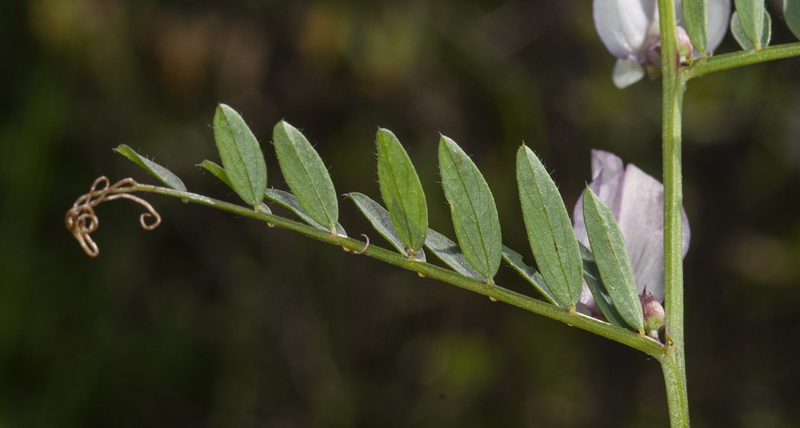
[661,75,689,426]
[687,42,800,78]
[660,348,690,427]
[658,0,690,426]
[102,182,664,357]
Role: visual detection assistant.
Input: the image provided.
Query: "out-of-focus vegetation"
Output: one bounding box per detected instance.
[1,0,799,426]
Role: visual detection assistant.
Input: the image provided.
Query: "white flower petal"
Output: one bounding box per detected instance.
[589,150,626,212]
[682,204,691,257]
[594,0,654,58]
[616,164,666,300]
[578,285,600,316]
[615,165,691,301]
[612,58,646,88]
[573,150,625,247]
[706,0,731,52]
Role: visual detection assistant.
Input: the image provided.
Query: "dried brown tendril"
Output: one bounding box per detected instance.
[65,176,161,257]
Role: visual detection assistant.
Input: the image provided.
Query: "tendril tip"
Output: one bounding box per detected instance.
[65,177,161,257]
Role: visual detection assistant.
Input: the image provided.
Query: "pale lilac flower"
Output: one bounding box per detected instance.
[593,0,731,88]
[572,150,691,316]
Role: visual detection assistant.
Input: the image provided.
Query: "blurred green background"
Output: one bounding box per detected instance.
[2,0,800,426]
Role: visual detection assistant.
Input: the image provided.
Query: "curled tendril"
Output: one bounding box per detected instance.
[353,234,370,255]
[65,176,161,257]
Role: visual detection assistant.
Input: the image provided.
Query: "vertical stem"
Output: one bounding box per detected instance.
[662,74,689,427]
[658,0,690,426]
[661,348,690,426]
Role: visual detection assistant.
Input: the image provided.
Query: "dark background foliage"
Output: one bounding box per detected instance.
[2,0,799,426]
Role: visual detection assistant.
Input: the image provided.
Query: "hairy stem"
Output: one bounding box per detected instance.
[658,0,690,426]
[687,42,800,78]
[660,349,690,427]
[661,76,689,425]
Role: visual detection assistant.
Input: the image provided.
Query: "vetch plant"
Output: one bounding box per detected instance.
[66,1,800,425]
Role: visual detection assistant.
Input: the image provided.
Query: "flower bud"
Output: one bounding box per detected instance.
[676,27,694,64]
[641,289,665,339]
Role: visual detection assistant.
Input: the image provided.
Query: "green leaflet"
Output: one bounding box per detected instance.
[438,136,502,281]
[272,121,339,234]
[731,10,772,50]
[115,144,186,191]
[200,160,270,213]
[786,0,800,40]
[347,192,426,261]
[265,188,345,236]
[683,0,708,56]
[581,187,644,332]
[198,160,232,188]
[424,228,485,281]
[212,104,267,206]
[376,128,428,255]
[733,0,767,49]
[501,246,559,306]
[515,145,583,308]
[579,245,629,329]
